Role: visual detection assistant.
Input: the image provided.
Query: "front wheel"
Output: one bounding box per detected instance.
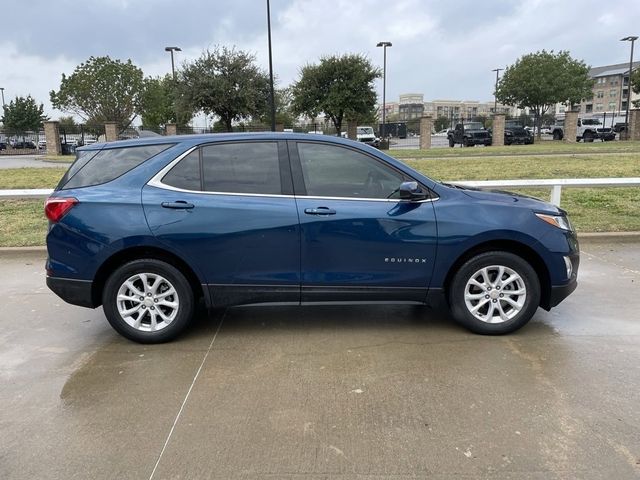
[448,252,540,335]
[448,138,455,148]
[552,130,562,141]
[102,259,195,343]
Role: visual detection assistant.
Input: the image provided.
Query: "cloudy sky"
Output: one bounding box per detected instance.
[1,0,639,123]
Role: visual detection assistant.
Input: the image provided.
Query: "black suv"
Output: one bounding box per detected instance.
[504,121,533,145]
[448,122,492,147]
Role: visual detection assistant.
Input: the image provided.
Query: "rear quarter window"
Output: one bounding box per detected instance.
[59,144,173,190]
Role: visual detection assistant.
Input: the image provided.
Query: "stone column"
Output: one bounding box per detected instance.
[165,123,177,136]
[275,123,284,132]
[419,116,433,149]
[491,114,505,147]
[628,109,640,141]
[347,121,357,140]
[104,122,118,142]
[43,121,62,156]
[563,110,579,143]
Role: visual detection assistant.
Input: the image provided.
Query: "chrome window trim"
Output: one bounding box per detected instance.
[147,145,439,203]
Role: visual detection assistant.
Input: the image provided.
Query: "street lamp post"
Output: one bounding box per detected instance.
[491,68,503,114]
[165,46,182,127]
[0,87,5,109]
[376,41,392,146]
[266,0,276,132]
[620,36,638,140]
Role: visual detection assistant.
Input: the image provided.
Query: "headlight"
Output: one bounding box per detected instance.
[535,213,573,231]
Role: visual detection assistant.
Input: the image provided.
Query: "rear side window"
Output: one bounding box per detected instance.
[60,144,172,189]
[201,142,281,194]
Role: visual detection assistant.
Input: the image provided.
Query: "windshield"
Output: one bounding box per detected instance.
[463,123,484,130]
[357,127,374,135]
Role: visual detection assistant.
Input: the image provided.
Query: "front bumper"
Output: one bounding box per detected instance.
[46,276,97,308]
[547,277,578,309]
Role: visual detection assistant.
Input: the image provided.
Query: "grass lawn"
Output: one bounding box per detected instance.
[0,144,639,246]
[0,168,65,189]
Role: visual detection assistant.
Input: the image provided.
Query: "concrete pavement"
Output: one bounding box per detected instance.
[0,155,70,169]
[1,241,639,479]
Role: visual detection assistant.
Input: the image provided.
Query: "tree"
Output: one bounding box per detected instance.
[1,95,48,132]
[178,47,271,132]
[291,54,381,135]
[50,56,145,129]
[434,116,450,132]
[139,75,192,129]
[58,115,76,128]
[631,68,640,108]
[496,50,593,139]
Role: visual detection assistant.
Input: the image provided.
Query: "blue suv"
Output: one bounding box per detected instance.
[45,133,579,343]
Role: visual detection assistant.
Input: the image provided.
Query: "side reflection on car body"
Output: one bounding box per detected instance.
[45,133,579,343]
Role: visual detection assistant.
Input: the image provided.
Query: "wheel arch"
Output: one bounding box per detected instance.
[91,246,206,308]
[442,239,551,309]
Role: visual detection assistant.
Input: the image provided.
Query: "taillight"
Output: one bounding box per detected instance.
[44,197,78,223]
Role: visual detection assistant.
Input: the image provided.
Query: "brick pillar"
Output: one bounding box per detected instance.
[43,121,62,156]
[419,116,433,149]
[628,109,640,141]
[165,123,177,136]
[104,122,118,142]
[347,121,357,140]
[275,123,284,132]
[491,114,505,146]
[563,110,579,143]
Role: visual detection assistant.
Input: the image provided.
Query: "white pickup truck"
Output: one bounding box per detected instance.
[356,126,380,148]
[551,118,616,142]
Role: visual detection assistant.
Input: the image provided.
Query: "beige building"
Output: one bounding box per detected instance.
[391,93,518,121]
[579,61,640,115]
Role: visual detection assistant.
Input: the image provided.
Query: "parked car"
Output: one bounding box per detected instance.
[551,118,615,142]
[0,141,6,150]
[12,140,37,149]
[434,129,449,137]
[356,126,380,148]
[505,121,533,145]
[447,122,492,147]
[45,133,579,343]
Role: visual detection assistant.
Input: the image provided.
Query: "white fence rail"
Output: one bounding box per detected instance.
[1,178,639,206]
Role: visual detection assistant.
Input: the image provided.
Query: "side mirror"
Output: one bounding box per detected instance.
[399,181,427,200]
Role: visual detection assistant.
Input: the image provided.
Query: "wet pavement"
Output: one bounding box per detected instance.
[1,241,639,479]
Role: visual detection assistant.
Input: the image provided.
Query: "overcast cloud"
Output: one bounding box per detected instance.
[1,0,639,122]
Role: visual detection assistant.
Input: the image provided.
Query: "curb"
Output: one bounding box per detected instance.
[1,232,639,256]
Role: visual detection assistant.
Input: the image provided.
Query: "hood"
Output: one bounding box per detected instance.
[446,183,561,214]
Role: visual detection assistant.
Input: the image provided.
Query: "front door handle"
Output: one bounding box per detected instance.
[304,207,336,216]
[161,201,194,210]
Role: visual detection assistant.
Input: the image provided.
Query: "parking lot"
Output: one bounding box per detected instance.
[1,239,639,479]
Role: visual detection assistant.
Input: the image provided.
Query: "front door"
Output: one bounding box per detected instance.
[289,141,438,304]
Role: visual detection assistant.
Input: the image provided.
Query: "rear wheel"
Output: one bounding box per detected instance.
[552,130,562,141]
[448,137,455,148]
[448,252,540,335]
[102,259,195,343]
[582,131,594,142]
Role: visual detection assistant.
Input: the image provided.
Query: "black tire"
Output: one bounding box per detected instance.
[552,130,562,141]
[582,131,594,143]
[448,137,455,148]
[448,251,540,335]
[102,259,195,343]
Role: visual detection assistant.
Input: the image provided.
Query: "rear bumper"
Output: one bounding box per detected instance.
[46,276,97,308]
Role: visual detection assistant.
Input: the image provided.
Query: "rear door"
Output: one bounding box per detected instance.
[289,141,438,304]
[142,140,301,307]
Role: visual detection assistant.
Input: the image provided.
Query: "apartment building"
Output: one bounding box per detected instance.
[579,61,640,115]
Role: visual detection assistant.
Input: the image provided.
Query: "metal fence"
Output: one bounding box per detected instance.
[0,128,45,155]
[59,124,106,155]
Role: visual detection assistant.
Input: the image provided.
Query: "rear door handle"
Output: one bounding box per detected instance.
[161,201,194,210]
[304,207,336,216]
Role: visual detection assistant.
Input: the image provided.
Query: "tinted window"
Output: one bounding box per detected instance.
[162,150,201,190]
[62,144,172,189]
[56,150,99,190]
[297,142,404,199]
[201,142,281,194]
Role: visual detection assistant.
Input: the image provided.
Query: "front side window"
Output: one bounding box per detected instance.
[297,142,405,199]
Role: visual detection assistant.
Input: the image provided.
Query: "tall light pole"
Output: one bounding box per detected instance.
[376,41,392,144]
[0,87,5,109]
[620,36,638,140]
[492,68,503,114]
[266,0,276,132]
[165,47,182,127]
